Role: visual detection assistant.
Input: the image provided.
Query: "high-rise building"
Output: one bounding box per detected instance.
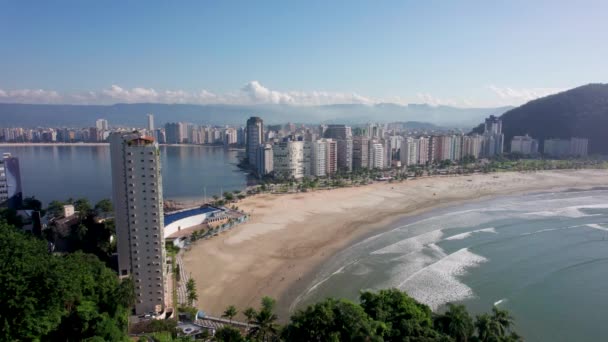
[147,114,155,131]
[164,123,182,144]
[370,143,385,169]
[0,153,23,209]
[569,138,589,157]
[256,144,274,178]
[336,139,353,172]
[482,116,504,157]
[110,133,166,315]
[325,139,338,175]
[273,140,304,179]
[400,138,419,166]
[96,119,109,131]
[463,135,483,159]
[510,135,539,155]
[246,117,264,169]
[304,140,327,177]
[418,137,430,165]
[324,125,352,140]
[352,137,370,170]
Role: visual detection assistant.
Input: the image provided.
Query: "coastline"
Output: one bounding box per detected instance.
[182,169,608,318]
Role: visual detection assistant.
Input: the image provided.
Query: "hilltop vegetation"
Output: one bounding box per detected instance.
[474,84,608,154]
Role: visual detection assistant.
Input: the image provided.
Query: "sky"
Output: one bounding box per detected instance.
[1,0,607,107]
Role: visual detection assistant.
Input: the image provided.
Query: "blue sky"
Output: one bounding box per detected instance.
[1,0,606,107]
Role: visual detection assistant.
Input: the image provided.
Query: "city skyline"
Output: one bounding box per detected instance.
[2,1,607,107]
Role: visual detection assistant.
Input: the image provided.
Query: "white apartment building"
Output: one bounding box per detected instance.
[463,135,483,159]
[110,132,166,315]
[510,135,539,155]
[370,143,385,169]
[304,140,327,177]
[418,137,430,165]
[256,144,273,177]
[273,140,305,180]
[570,137,589,157]
[400,138,419,166]
[147,114,155,131]
[96,119,109,131]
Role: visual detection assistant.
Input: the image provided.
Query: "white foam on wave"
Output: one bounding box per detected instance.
[371,230,444,255]
[398,248,488,310]
[586,223,608,232]
[520,225,580,236]
[494,298,506,306]
[525,204,608,218]
[445,227,497,241]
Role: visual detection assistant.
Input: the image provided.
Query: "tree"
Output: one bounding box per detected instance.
[243,307,257,323]
[282,298,385,342]
[247,296,279,342]
[47,200,66,218]
[186,278,198,306]
[359,288,440,341]
[434,303,474,342]
[74,198,92,218]
[215,326,245,342]
[222,305,238,323]
[94,199,113,214]
[22,196,42,211]
[224,192,235,202]
[491,307,515,338]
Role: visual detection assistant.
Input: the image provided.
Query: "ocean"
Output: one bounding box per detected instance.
[293,189,608,342]
[0,145,252,205]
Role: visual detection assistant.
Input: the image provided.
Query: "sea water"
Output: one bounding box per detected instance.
[293,189,608,342]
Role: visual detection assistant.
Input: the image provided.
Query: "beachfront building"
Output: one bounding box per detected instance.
[400,137,419,166]
[463,135,483,159]
[246,117,264,169]
[418,136,430,165]
[0,153,23,209]
[325,139,338,175]
[337,138,353,172]
[352,136,370,170]
[273,140,305,180]
[256,144,274,178]
[304,140,327,177]
[544,137,589,157]
[510,135,539,155]
[370,142,385,169]
[481,115,504,157]
[165,122,182,144]
[110,132,166,316]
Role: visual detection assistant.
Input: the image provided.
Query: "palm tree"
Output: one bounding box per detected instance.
[243,307,257,323]
[491,307,514,337]
[475,314,494,342]
[441,304,474,342]
[247,297,279,341]
[222,305,238,323]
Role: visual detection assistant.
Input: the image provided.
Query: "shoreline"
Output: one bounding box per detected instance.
[181,169,608,319]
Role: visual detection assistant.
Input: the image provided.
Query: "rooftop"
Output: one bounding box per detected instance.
[164,206,221,226]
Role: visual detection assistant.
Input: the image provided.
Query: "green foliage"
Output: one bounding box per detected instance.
[94,198,113,214]
[222,305,239,322]
[282,298,385,341]
[47,200,66,218]
[0,208,24,228]
[186,278,198,306]
[215,326,245,342]
[22,196,43,211]
[434,304,474,342]
[247,296,279,341]
[0,222,130,341]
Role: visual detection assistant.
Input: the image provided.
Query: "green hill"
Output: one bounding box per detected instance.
[475,83,608,154]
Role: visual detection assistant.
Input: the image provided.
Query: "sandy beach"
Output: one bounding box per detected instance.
[182,169,608,318]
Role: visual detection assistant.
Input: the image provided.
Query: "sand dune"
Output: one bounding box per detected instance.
[181,169,608,318]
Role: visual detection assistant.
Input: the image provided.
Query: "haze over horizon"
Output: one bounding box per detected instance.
[2,1,607,108]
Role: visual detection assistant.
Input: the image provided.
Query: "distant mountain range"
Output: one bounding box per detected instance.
[473,83,608,154]
[0,102,511,129]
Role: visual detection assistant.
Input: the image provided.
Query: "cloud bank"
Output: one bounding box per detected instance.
[0,81,565,107]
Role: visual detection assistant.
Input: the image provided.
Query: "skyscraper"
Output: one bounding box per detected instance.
[324,125,352,140]
[273,139,304,180]
[0,153,23,209]
[246,117,264,169]
[96,118,109,131]
[352,136,369,170]
[164,123,182,144]
[110,132,166,315]
[147,114,155,131]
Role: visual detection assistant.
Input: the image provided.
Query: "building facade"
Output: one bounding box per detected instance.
[273,140,304,180]
[256,144,274,178]
[246,117,264,169]
[352,137,369,170]
[110,133,166,315]
[0,153,23,209]
[510,135,539,155]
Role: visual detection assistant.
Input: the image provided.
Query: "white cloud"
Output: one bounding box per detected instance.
[0,81,567,107]
[487,85,565,105]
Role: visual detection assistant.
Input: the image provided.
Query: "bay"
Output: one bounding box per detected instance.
[0,145,251,205]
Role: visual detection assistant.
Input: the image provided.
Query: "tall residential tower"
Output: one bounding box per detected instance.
[246,117,264,169]
[110,132,166,315]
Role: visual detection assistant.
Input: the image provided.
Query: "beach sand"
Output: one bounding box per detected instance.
[181,170,608,318]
